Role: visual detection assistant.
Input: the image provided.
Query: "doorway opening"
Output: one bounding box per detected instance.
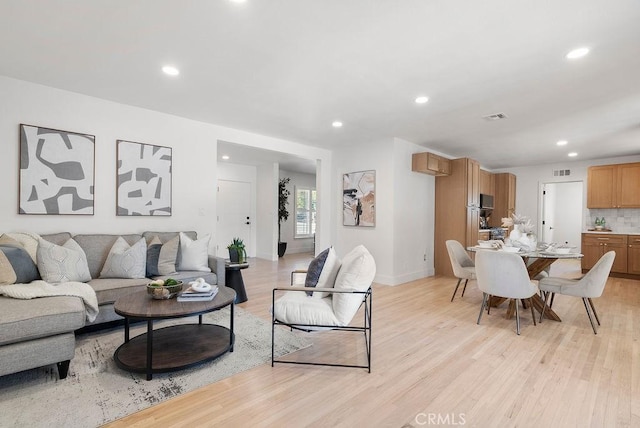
[540,181,583,251]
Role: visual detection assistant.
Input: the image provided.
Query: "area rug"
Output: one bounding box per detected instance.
[0,307,310,428]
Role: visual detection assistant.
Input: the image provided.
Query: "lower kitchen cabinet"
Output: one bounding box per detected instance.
[581,233,628,274]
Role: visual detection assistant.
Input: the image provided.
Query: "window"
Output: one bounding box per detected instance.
[295,187,317,238]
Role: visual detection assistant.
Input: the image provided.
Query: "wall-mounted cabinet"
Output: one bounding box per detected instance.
[412,152,451,176]
[587,162,640,208]
[479,169,495,196]
[489,173,516,227]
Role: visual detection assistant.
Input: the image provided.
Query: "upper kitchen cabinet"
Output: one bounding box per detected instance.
[490,173,516,227]
[479,169,495,196]
[587,162,640,208]
[412,152,451,176]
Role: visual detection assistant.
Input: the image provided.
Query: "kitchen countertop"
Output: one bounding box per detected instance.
[583,231,640,236]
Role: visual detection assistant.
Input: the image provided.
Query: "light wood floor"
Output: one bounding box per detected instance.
[105,254,640,427]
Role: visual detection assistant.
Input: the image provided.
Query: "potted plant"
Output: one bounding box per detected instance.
[278,177,291,257]
[227,237,247,263]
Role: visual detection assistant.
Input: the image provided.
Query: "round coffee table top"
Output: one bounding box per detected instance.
[114,285,236,320]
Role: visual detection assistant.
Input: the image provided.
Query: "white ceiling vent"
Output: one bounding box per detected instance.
[483,113,508,121]
[553,169,571,177]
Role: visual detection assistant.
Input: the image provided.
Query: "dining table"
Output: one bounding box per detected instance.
[467,246,584,321]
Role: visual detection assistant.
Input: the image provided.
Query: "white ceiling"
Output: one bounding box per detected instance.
[1,0,639,170]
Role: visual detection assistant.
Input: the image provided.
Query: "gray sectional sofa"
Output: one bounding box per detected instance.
[0,231,225,379]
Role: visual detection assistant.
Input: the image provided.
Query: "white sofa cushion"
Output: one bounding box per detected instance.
[273,291,341,327]
[37,238,91,283]
[99,237,147,279]
[178,232,211,272]
[332,245,376,325]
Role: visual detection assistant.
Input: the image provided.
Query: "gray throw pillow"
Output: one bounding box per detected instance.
[0,245,41,284]
[146,235,179,277]
[304,248,330,296]
[100,237,147,279]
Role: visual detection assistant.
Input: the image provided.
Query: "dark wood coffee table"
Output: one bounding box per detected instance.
[113,286,236,380]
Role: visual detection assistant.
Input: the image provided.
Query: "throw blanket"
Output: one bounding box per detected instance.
[0,280,99,322]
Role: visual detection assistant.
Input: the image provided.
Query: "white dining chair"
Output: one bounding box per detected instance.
[445,240,476,302]
[475,250,538,335]
[538,251,615,334]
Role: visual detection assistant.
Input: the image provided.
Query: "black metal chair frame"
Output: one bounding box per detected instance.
[271,286,372,372]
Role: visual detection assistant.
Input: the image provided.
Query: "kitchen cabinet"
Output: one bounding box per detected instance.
[479,169,495,196]
[587,162,640,208]
[627,236,640,275]
[412,152,451,176]
[434,158,480,276]
[490,173,516,227]
[581,234,628,274]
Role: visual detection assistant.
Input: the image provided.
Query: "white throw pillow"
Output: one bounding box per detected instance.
[313,247,341,299]
[332,245,376,325]
[37,238,91,283]
[177,232,211,272]
[100,237,147,279]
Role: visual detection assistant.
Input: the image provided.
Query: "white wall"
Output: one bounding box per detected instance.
[256,163,279,260]
[0,76,332,256]
[392,138,435,282]
[496,154,640,236]
[278,169,316,255]
[332,138,435,285]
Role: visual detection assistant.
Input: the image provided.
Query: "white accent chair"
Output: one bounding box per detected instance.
[475,250,538,335]
[445,240,476,301]
[539,251,615,334]
[271,245,375,371]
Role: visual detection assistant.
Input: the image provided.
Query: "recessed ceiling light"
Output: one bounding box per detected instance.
[162,65,180,76]
[332,121,343,128]
[568,152,578,157]
[222,155,230,160]
[556,140,568,146]
[415,96,429,104]
[566,47,589,59]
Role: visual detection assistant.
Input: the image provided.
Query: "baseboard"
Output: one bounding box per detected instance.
[374,268,434,286]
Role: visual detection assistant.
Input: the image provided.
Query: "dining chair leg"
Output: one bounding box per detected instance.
[477,293,488,325]
[539,291,550,323]
[451,278,462,302]
[549,293,556,308]
[588,298,601,326]
[529,298,536,326]
[582,298,598,334]
[461,279,469,297]
[515,299,521,335]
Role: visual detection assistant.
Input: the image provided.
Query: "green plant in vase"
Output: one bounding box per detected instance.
[227,237,247,263]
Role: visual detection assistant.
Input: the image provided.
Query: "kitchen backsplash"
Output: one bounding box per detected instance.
[586,208,640,233]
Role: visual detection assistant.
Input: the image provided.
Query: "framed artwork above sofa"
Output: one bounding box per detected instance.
[116,140,172,216]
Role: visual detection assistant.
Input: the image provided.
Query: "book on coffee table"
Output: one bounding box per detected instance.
[177,286,219,302]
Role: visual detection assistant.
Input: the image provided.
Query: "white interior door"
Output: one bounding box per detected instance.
[541,181,583,250]
[217,180,252,257]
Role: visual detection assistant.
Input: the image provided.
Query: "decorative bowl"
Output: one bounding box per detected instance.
[147,281,183,299]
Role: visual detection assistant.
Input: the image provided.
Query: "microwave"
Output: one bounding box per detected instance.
[480,194,494,209]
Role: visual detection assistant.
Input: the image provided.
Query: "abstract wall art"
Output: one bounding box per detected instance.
[117,140,172,216]
[343,170,375,227]
[19,124,95,215]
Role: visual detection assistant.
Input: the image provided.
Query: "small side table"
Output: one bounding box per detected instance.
[225,262,249,303]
